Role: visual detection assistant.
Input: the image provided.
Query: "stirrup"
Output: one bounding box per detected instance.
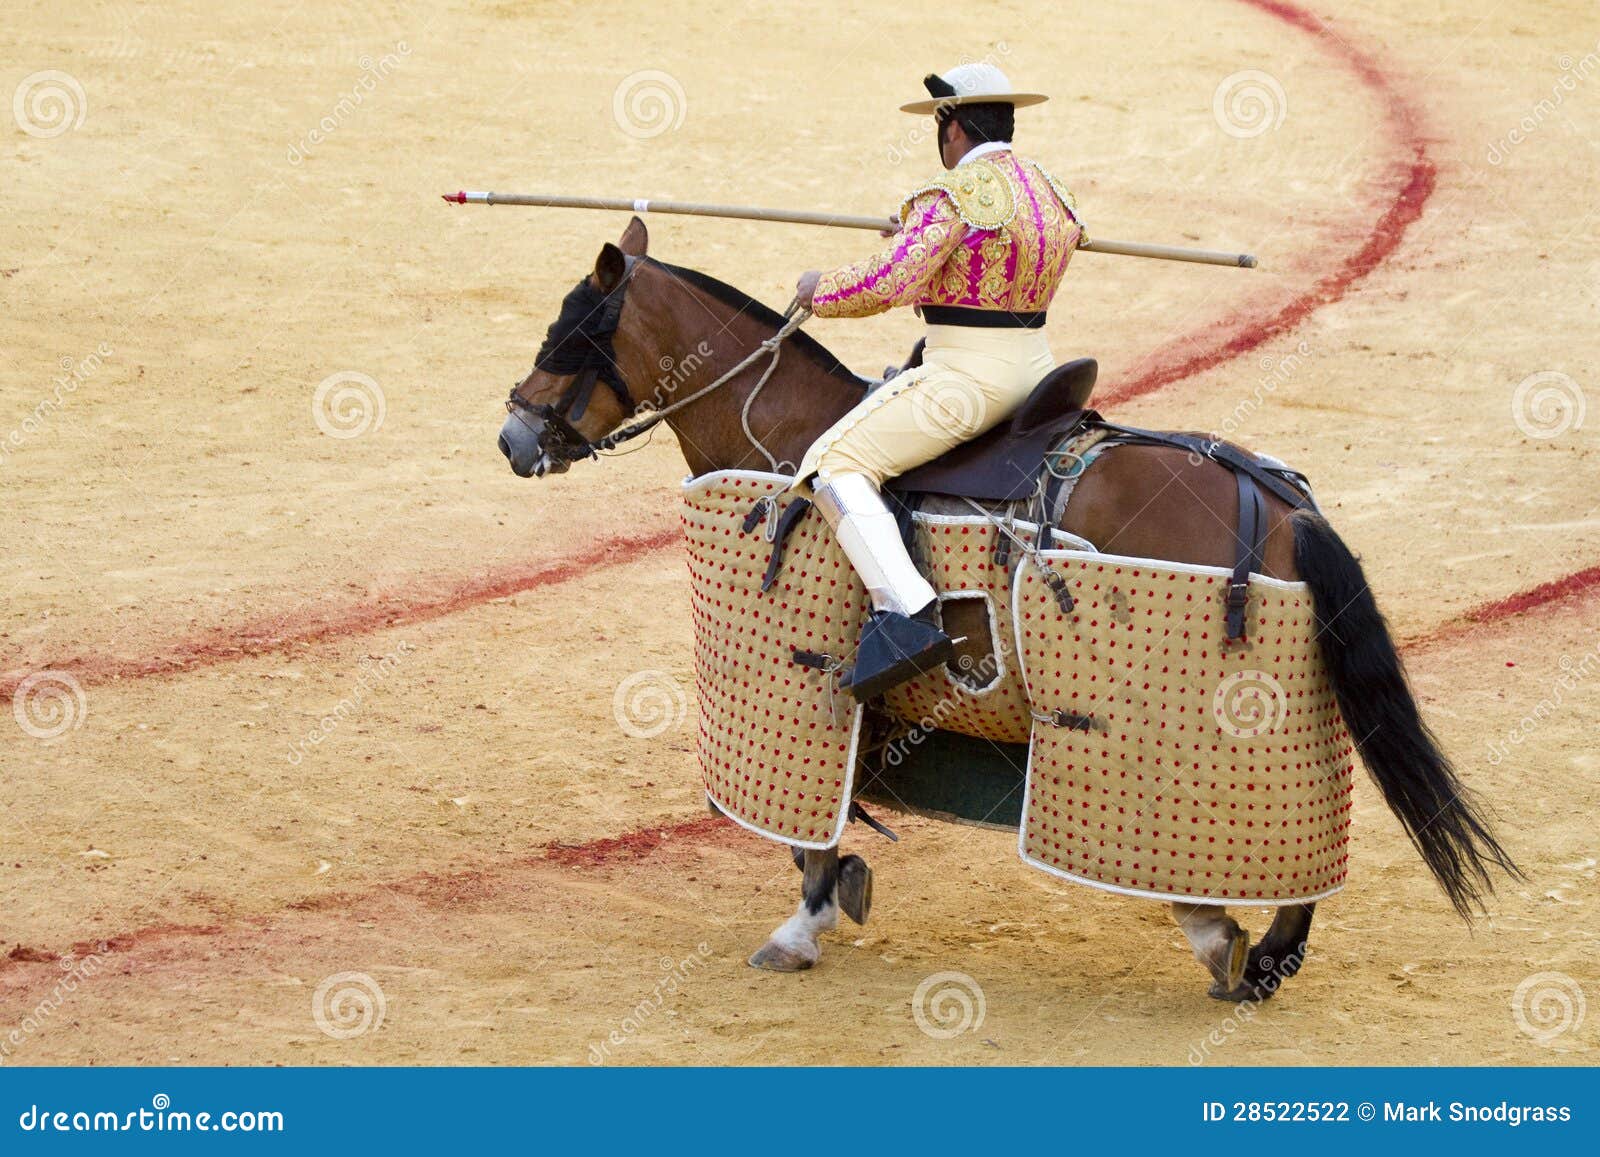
[840,610,956,701]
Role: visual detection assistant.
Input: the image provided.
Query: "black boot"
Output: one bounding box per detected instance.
[841,602,955,701]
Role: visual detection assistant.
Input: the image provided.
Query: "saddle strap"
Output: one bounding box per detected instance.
[1091,422,1313,512]
[1227,472,1267,642]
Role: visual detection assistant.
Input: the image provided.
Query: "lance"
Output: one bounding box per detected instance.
[441,190,1258,269]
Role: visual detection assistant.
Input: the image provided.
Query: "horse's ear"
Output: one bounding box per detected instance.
[594,242,627,292]
[619,215,649,257]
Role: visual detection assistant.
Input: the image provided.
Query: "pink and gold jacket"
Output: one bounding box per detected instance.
[812,148,1084,319]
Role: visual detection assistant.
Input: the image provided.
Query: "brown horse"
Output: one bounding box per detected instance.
[497,218,1517,1000]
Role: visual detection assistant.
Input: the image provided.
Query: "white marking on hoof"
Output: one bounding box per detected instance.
[748,900,836,972]
[1173,902,1249,994]
[748,939,818,972]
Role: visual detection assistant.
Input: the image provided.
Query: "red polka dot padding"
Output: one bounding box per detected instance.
[880,517,1037,743]
[1014,553,1354,905]
[683,471,869,848]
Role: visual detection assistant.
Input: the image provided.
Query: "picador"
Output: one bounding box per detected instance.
[793,62,1085,700]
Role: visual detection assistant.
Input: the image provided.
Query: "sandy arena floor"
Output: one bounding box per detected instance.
[2,0,1597,1065]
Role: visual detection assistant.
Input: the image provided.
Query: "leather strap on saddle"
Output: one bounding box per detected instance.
[1085,425,1311,642]
[1096,423,1314,512]
[759,498,813,592]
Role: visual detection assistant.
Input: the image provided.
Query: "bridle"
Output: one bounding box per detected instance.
[507,257,813,472]
[505,257,643,468]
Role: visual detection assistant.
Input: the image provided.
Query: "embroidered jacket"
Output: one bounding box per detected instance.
[812,150,1084,318]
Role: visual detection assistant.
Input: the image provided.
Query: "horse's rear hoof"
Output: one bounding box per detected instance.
[748,941,817,972]
[838,856,872,925]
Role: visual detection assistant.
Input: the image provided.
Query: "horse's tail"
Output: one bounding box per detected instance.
[1290,509,1520,920]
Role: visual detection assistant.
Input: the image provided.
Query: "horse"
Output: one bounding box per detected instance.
[496,217,1518,1001]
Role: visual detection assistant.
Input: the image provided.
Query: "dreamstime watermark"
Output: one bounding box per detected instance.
[312,971,387,1039]
[1198,341,1314,454]
[12,670,88,742]
[910,381,989,442]
[915,966,985,1043]
[880,649,1005,768]
[285,641,414,765]
[1187,945,1308,1064]
[1211,670,1288,739]
[13,70,87,138]
[587,944,713,1064]
[612,669,688,739]
[1485,636,1600,765]
[640,340,714,412]
[1212,70,1287,139]
[1,342,114,465]
[911,971,986,1039]
[612,70,685,139]
[286,43,410,165]
[884,43,1012,166]
[311,370,386,439]
[1510,370,1585,439]
[0,949,105,1065]
[1511,971,1586,1046]
[1487,42,1600,165]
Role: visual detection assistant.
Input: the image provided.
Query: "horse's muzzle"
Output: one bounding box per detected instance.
[498,411,566,478]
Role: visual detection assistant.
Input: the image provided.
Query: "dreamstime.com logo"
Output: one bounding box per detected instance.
[612,669,688,739]
[912,971,986,1039]
[13,70,87,138]
[311,971,387,1040]
[312,371,386,439]
[1511,371,1586,440]
[12,670,87,742]
[909,381,989,442]
[1212,70,1287,139]
[612,70,685,139]
[1211,670,1288,739]
[1511,971,1586,1047]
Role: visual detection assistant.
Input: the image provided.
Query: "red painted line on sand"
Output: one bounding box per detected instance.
[0,526,682,698]
[1406,563,1600,652]
[7,555,1591,996]
[1102,0,1436,406]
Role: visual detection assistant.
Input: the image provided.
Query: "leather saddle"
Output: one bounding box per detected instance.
[886,357,1100,502]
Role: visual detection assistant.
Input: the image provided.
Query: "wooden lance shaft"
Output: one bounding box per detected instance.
[441,190,1259,269]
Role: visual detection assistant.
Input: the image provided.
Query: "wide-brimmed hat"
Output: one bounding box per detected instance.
[899,62,1048,115]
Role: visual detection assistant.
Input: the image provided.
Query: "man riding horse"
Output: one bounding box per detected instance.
[793,62,1085,700]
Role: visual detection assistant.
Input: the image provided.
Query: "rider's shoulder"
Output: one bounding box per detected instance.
[1021,157,1083,220]
[899,157,1018,231]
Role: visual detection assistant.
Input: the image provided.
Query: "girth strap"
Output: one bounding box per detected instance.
[1227,472,1267,642]
[1082,422,1307,643]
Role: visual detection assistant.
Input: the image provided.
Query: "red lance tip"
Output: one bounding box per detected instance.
[441,191,466,204]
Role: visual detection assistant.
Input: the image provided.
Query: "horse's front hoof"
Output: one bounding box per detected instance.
[1207,980,1255,1002]
[748,940,818,972]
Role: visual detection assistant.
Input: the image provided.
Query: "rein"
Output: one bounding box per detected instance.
[508,263,813,471]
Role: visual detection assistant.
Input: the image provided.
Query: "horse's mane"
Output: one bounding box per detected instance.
[647,258,865,389]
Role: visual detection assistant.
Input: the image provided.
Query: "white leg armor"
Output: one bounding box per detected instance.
[811,473,937,617]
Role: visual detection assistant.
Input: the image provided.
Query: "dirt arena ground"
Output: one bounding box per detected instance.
[3,0,1597,1065]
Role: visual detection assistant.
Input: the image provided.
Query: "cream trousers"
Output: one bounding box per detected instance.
[795,324,1056,489]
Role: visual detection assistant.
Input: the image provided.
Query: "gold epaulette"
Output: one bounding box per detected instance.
[900,157,1017,231]
[1028,160,1088,244]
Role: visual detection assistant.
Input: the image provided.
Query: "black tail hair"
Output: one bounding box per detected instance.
[1291,510,1521,921]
